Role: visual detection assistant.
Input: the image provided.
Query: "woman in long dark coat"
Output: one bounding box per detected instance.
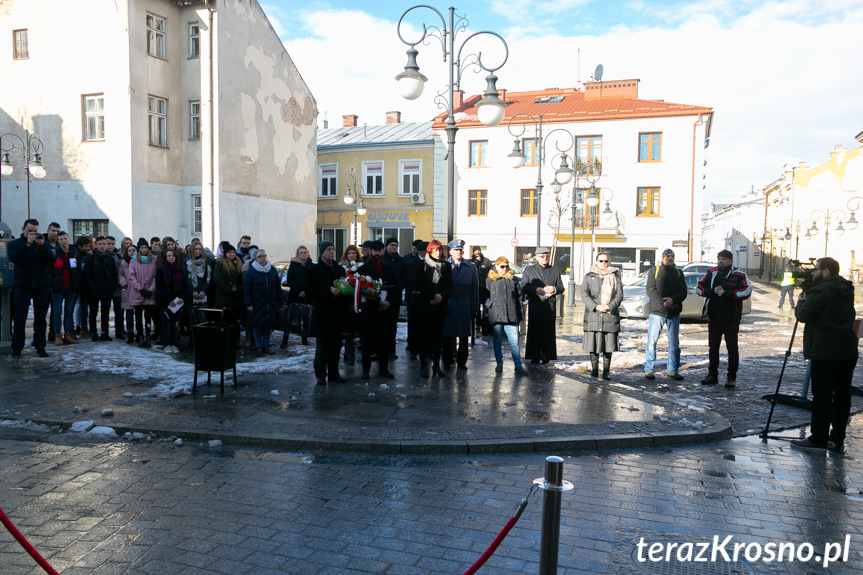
[581,252,623,379]
[415,240,453,377]
[243,249,281,356]
[486,256,527,374]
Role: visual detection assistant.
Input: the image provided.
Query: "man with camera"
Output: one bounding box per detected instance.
[791,257,859,452]
[8,219,55,359]
[696,249,752,388]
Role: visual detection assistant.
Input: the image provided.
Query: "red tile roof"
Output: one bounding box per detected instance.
[432,85,713,129]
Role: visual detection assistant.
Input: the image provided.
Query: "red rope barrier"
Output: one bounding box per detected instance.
[0,506,59,575]
[461,497,529,575]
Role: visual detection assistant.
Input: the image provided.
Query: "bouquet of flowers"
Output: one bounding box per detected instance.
[334,274,392,313]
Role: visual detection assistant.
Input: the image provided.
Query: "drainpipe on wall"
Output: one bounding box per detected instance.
[690,113,704,262]
[204,0,216,251]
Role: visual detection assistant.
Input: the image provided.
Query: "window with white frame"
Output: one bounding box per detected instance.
[83,94,105,141]
[189,101,200,140]
[399,159,421,196]
[13,29,28,60]
[192,195,202,234]
[146,14,166,59]
[363,161,384,195]
[319,163,338,197]
[148,96,168,147]
[189,22,199,58]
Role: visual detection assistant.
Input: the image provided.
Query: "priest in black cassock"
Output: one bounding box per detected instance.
[522,247,565,364]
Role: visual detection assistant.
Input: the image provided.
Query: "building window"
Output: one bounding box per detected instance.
[363,161,384,195]
[189,101,200,140]
[72,219,109,239]
[148,96,168,147]
[637,187,660,216]
[371,228,414,249]
[469,140,487,167]
[13,29,28,60]
[319,163,338,197]
[318,228,348,260]
[399,159,421,196]
[146,14,166,59]
[639,132,661,162]
[83,94,105,141]
[469,190,487,216]
[189,22,199,58]
[521,189,538,217]
[522,138,539,166]
[576,136,602,175]
[192,195,202,234]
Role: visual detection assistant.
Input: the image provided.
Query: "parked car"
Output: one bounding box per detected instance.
[619,271,751,320]
[625,261,715,285]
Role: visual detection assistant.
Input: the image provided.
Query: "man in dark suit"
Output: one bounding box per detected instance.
[357,240,397,379]
[8,219,55,358]
[306,241,349,385]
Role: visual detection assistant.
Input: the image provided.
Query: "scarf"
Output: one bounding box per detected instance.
[162,262,184,292]
[135,255,151,264]
[591,264,620,306]
[425,252,444,284]
[251,260,272,274]
[187,257,208,290]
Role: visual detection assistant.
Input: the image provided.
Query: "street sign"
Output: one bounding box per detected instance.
[510,238,519,247]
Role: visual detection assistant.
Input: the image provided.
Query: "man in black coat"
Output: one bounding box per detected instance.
[404,241,428,360]
[383,237,406,359]
[791,257,859,452]
[357,240,396,379]
[644,249,687,380]
[306,240,349,385]
[523,247,565,363]
[472,246,493,335]
[83,236,119,341]
[8,219,55,358]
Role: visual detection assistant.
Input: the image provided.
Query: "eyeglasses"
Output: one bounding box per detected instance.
[597,259,609,263]
[499,265,508,269]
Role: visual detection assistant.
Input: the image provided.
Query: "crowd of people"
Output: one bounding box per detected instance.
[7,221,857,451]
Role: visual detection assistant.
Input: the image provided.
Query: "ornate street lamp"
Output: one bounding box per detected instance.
[1,130,46,220]
[345,173,367,247]
[807,196,861,257]
[396,5,509,242]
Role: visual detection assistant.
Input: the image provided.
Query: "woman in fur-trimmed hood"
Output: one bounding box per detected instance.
[486,256,527,374]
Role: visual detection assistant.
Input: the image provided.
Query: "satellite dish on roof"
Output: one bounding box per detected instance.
[594,64,603,81]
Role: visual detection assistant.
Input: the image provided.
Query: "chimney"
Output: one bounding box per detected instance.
[386,111,402,124]
[323,119,329,129]
[497,88,506,102]
[343,114,358,128]
[583,79,639,100]
[453,90,464,108]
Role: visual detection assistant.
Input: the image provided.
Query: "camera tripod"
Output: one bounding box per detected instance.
[761,318,810,439]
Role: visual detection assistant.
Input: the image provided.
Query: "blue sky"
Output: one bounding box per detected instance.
[261,0,863,205]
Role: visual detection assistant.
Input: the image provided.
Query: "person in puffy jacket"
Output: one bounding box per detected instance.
[212,244,244,320]
[581,252,623,380]
[129,238,157,347]
[117,243,137,344]
[156,248,186,354]
[486,256,527,375]
[243,248,281,356]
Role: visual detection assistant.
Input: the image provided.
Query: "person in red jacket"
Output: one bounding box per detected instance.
[51,231,80,345]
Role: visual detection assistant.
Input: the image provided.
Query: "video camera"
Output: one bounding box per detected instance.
[788,258,816,291]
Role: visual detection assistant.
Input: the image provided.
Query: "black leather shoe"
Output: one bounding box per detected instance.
[315,378,327,386]
[380,370,396,379]
[420,364,430,377]
[330,375,348,383]
[361,372,371,380]
[457,364,467,371]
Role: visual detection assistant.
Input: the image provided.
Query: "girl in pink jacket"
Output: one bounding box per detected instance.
[129,238,157,347]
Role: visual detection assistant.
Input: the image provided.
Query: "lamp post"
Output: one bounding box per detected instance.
[807,196,861,257]
[344,173,367,247]
[1,130,46,221]
[506,113,576,252]
[566,187,585,306]
[585,183,600,269]
[396,5,508,243]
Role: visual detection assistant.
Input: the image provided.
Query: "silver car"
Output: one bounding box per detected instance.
[618,271,751,320]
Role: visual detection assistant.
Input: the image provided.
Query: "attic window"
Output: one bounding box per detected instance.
[534,96,565,104]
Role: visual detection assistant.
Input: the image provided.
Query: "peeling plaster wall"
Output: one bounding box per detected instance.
[215,0,317,260]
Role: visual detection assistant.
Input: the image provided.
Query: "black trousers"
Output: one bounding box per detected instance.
[707,316,739,376]
[314,334,342,380]
[809,358,857,446]
[442,336,469,367]
[362,313,391,375]
[89,297,112,335]
[419,310,445,362]
[12,286,49,354]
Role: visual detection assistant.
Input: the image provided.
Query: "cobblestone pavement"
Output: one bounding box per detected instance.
[1,415,862,575]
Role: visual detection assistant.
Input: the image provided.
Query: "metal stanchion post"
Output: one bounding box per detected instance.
[534,456,573,574]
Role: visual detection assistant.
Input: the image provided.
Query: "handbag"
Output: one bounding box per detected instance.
[290,302,310,319]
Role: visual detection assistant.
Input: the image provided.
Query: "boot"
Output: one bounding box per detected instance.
[589,353,599,377]
[602,353,612,380]
[137,332,145,347]
[420,357,430,378]
[80,327,91,339]
[54,333,64,346]
[433,360,447,377]
[343,335,355,365]
[127,331,135,345]
[143,328,152,348]
[64,333,79,345]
